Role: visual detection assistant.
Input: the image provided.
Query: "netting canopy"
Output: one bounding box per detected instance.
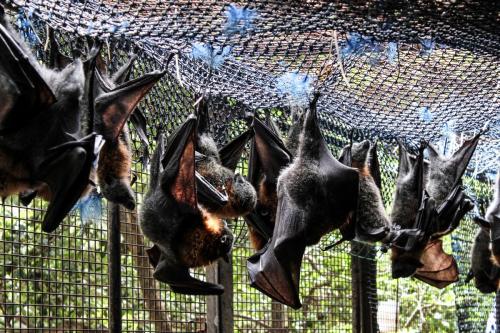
[1,1,499,332]
[9,0,499,159]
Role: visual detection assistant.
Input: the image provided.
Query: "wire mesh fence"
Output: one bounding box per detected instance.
[0,1,499,332]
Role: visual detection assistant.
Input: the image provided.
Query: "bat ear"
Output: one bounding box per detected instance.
[449,132,481,182]
[218,129,253,171]
[112,54,138,84]
[338,145,352,166]
[94,70,165,141]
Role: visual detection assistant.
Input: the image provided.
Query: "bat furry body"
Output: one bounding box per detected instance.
[347,140,391,243]
[196,131,256,219]
[140,116,233,295]
[248,95,358,308]
[469,228,499,293]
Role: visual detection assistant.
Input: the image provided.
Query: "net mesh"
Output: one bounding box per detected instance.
[0,0,499,332]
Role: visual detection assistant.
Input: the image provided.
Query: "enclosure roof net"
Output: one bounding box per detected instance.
[6,0,500,172]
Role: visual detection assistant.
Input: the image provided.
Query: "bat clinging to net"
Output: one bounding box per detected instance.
[140,115,233,295]
[92,53,163,210]
[0,8,100,232]
[467,227,500,293]
[244,115,293,251]
[247,94,359,309]
[340,140,391,243]
[194,98,257,219]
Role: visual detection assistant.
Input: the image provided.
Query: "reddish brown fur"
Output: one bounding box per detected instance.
[0,150,31,197]
[491,254,500,268]
[178,211,225,268]
[248,177,277,250]
[97,128,132,187]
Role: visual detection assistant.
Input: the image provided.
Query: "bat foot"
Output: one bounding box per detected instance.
[153,263,224,296]
[147,245,224,295]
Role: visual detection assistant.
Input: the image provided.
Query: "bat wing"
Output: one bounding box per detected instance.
[244,117,292,243]
[0,18,56,131]
[247,189,305,309]
[413,239,458,288]
[155,115,226,295]
[218,129,253,171]
[112,54,138,84]
[38,133,103,232]
[95,70,164,142]
[368,140,382,190]
[433,185,474,238]
[249,96,358,308]
[129,108,149,162]
[250,117,292,182]
[449,132,481,187]
[490,215,500,264]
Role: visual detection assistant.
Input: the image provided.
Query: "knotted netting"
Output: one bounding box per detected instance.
[0,0,499,332]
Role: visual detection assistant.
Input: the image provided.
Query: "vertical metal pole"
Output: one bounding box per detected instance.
[351,242,378,333]
[109,203,122,333]
[496,290,500,333]
[206,256,234,333]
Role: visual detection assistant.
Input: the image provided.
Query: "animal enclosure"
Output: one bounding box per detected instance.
[0,1,498,332]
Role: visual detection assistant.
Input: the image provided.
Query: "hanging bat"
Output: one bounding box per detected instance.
[390,143,430,278]
[244,114,293,250]
[140,116,233,295]
[426,133,480,238]
[339,140,391,243]
[91,52,163,210]
[194,98,257,218]
[247,94,359,309]
[466,227,500,293]
[0,7,101,232]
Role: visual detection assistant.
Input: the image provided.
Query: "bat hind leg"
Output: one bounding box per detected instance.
[153,253,224,295]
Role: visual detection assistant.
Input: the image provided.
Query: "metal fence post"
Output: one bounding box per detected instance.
[206,257,234,333]
[351,242,378,333]
[109,203,122,333]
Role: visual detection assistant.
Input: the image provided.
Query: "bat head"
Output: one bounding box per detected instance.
[350,140,371,169]
[223,173,257,216]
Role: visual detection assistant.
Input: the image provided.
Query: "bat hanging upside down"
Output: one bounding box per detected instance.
[247,94,359,309]
[140,114,235,295]
[0,6,164,231]
[390,132,482,281]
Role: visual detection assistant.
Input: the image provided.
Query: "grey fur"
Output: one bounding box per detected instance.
[390,144,422,230]
[470,228,498,293]
[349,140,391,243]
[196,131,256,218]
[486,172,500,222]
[140,133,233,270]
[285,105,305,155]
